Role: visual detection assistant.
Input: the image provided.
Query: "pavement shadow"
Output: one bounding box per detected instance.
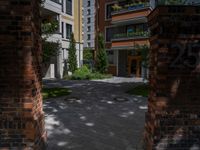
[43,79,147,150]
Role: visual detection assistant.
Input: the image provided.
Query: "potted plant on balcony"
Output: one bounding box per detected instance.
[112,4,122,12]
[158,0,184,5]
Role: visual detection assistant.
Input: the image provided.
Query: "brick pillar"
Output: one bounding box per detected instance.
[145,6,200,149]
[0,0,46,149]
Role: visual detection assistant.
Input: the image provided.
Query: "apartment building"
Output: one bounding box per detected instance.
[83,0,96,50]
[42,0,83,79]
[96,0,151,77]
[96,0,199,77]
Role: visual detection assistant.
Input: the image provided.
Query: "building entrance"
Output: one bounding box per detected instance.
[127,56,141,77]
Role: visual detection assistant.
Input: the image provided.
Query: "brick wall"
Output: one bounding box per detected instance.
[0,0,46,149]
[145,6,200,149]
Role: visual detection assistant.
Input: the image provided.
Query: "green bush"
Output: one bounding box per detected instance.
[96,33,108,73]
[89,72,112,80]
[71,65,91,80]
[70,66,112,80]
[68,33,78,73]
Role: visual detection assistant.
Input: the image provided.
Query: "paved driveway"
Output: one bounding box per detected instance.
[43,78,147,150]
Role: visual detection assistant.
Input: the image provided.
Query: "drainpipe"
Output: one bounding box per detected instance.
[78,0,81,67]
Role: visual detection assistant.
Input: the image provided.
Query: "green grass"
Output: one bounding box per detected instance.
[42,88,71,99]
[126,84,149,97]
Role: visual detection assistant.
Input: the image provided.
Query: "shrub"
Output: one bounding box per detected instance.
[83,48,93,60]
[70,66,112,80]
[71,65,91,80]
[42,40,60,63]
[68,33,78,73]
[96,33,108,73]
[89,72,112,80]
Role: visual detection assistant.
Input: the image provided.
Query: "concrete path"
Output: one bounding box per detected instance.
[43,77,147,150]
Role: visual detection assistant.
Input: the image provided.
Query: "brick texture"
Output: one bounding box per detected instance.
[145,6,200,149]
[0,0,46,149]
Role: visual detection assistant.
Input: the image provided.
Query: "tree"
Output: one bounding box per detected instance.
[41,20,60,63]
[136,44,149,80]
[83,47,93,60]
[68,33,78,73]
[63,59,68,77]
[96,33,108,73]
[83,48,94,70]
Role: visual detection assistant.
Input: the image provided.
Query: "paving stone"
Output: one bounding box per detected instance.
[43,78,147,150]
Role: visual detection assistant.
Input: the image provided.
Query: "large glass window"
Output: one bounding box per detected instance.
[107,51,114,64]
[66,0,72,15]
[87,1,90,7]
[106,27,113,42]
[87,34,91,40]
[66,24,72,39]
[51,0,60,3]
[87,17,91,24]
[62,0,64,12]
[62,22,64,38]
[87,9,91,15]
[106,3,114,19]
[87,26,91,32]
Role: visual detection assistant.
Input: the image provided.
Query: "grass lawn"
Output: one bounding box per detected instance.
[126,84,149,97]
[42,88,71,99]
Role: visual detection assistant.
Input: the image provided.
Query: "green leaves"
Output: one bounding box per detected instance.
[42,21,59,38]
[83,48,93,60]
[135,44,149,68]
[96,33,108,73]
[42,40,60,63]
[41,20,60,64]
[42,88,71,99]
[68,33,78,73]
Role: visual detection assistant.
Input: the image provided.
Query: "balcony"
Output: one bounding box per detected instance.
[111,2,151,25]
[113,31,149,40]
[156,0,200,6]
[111,31,149,49]
[50,0,61,4]
[43,0,62,14]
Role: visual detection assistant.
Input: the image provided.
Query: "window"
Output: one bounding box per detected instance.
[106,3,114,19]
[87,42,91,47]
[87,1,90,7]
[106,27,113,42]
[87,34,91,40]
[66,0,72,15]
[62,0,64,12]
[87,9,91,15]
[62,22,64,38]
[87,26,91,32]
[136,24,144,32]
[66,23,72,39]
[107,51,114,64]
[87,17,91,24]
[51,0,60,3]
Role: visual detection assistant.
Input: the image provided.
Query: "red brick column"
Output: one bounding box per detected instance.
[0,0,46,149]
[145,6,200,149]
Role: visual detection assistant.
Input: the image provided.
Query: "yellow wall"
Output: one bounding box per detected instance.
[74,0,83,43]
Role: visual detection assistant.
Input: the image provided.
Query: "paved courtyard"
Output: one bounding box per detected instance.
[43,77,148,150]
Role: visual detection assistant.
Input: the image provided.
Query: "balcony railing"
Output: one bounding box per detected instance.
[112,31,149,40]
[112,2,150,15]
[50,0,62,5]
[156,0,199,5]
